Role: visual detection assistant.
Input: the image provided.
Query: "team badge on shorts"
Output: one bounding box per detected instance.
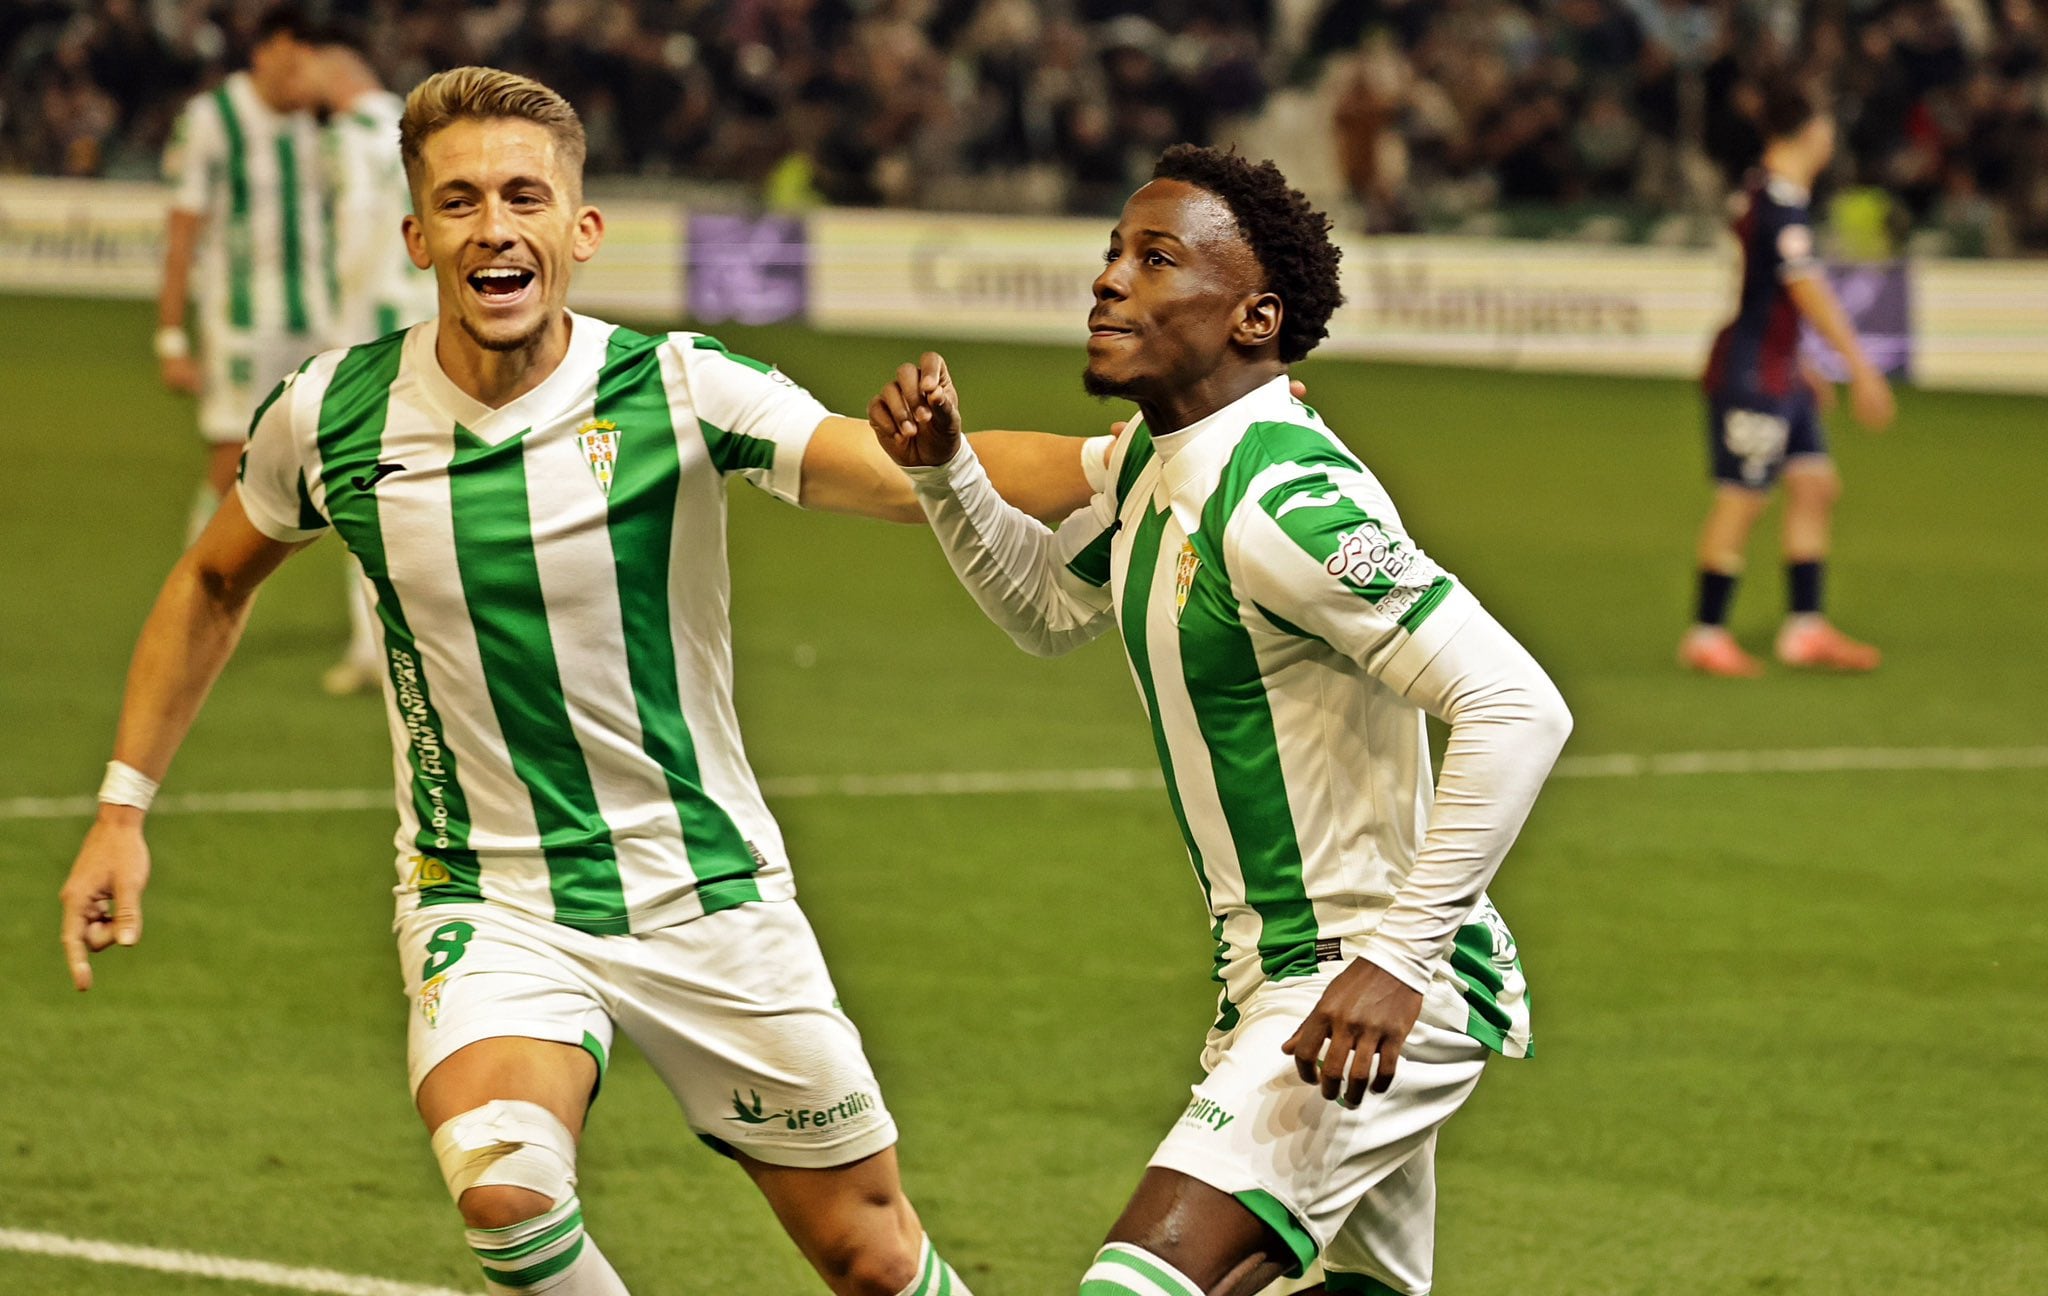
[418,974,447,1029]
[1174,542,1201,620]
[575,419,620,496]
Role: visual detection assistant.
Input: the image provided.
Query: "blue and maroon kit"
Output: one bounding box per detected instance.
[1701,174,1826,488]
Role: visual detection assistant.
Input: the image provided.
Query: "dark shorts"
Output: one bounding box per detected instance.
[1705,392,1827,489]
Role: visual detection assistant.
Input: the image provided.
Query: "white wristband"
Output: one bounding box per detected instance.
[98,761,160,811]
[154,326,191,360]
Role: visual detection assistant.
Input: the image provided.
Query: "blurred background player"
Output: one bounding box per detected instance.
[157,4,330,542]
[308,24,438,697]
[1682,83,1897,679]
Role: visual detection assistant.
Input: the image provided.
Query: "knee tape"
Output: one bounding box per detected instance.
[430,1100,578,1204]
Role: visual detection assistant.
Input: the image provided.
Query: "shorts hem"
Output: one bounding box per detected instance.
[703,1118,899,1170]
[409,1023,593,1097]
[1146,1145,1332,1252]
[1324,1272,1423,1296]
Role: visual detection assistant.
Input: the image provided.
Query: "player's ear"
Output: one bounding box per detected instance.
[1236,291,1282,350]
[402,214,430,271]
[572,205,605,264]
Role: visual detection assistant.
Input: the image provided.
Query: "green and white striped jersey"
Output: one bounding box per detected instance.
[237,315,826,934]
[323,89,435,346]
[919,375,1538,1057]
[166,72,331,349]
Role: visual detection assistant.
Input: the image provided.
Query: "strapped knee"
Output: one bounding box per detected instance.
[430,1100,578,1206]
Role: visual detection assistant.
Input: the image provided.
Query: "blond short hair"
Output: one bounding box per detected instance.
[399,66,586,197]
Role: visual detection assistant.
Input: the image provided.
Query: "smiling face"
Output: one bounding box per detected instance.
[1084,178,1279,407]
[402,117,603,355]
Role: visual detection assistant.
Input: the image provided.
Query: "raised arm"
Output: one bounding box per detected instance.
[866,353,1115,656]
[799,418,1096,524]
[58,491,307,990]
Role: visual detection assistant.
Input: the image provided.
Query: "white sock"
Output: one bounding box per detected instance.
[466,1196,628,1294]
[1079,1242,1203,1296]
[895,1232,975,1296]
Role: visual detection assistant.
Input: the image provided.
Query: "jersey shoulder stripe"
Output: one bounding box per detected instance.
[1192,419,1355,569]
[672,332,788,476]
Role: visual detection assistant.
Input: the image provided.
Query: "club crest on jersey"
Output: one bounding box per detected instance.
[574,419,620,496]
[418,974,446,1028]
[1174,542,1201,620]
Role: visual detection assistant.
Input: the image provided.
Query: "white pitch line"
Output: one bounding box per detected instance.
[0,1227,468,1296]
[1,745,2042,823]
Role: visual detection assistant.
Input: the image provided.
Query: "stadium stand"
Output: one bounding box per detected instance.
[2,0,2044,252]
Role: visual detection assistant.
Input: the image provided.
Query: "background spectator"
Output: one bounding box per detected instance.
[3,0,2044,252]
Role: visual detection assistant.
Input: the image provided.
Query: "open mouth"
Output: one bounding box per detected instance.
[467,266,536,303]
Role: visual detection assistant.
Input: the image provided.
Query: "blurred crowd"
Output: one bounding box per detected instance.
[4,0,2047,252]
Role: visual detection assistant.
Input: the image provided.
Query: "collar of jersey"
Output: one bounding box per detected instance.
[1148,372,1295,512]
[411,310,613,447]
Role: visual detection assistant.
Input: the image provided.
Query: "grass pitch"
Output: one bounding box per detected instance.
[1,297,2042,1295]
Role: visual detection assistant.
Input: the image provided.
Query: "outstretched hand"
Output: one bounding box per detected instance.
[868,352,962,468]
[1281,957,1424,1106]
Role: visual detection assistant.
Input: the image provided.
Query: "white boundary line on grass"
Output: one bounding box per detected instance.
[0,1227,468,1296]
[0,745,2042,823]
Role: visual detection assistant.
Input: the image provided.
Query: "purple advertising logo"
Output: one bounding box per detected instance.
[1800,261,1911,380]
[687,214,808,326]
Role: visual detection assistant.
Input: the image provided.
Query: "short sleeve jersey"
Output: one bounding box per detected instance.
[1703,174,1821,402]
[238,314,827,935]
[164,72,331,345]
[324,88,436,346]
[1054,376,1531,1056]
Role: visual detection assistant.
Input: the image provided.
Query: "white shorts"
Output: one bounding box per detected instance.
[199,329,318,444]
[1147,970,1490,1295]
[396,898,898,1169]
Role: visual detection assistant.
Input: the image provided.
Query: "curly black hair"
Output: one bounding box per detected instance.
[1151,144,1344,364]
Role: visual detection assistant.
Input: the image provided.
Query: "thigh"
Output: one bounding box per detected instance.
[396,903,614,1103]
[613,899,899,1169]
[1105,1167,1299,1296]
[1145,981,1488,1279]
[739,1145,920,1279]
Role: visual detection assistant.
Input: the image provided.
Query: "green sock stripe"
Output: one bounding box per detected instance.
[1093,1246,1201,1296]
[472,1204,583,1263]
[483,1234,585,1289]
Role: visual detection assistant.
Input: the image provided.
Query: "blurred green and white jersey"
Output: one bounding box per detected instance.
[1066,377,1532,1056]
[324,88,435,345]
[165,71,331,352]
[238,315,826,934]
